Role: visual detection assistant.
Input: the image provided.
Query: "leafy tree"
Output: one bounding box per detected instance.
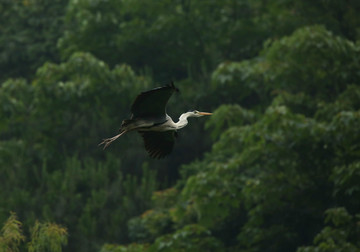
[127,188,178,243]
[58,0,269,80]
[28,222,67,252]
[297,208,360,252]
[59,0,360,82]
[0,0,68,82]
[149,224,224,252]
[1,1,360,251]
[0,53,159,250]
[0,212,67,252]
[109,25,360,251]
[210,25,360,111]
[0,212,25,252]
[100,243,149,252]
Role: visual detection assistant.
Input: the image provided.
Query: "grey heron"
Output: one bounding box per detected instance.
[99,82,212,158]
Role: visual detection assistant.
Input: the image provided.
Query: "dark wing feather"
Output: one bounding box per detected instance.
[131,82,178,119]
[139,131,177,159]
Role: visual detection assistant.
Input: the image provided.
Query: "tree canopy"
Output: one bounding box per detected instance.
[1,0,360,251]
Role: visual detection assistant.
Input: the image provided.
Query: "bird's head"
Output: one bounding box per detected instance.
[190,110,213,117]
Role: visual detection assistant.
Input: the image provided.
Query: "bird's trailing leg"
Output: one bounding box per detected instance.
[99,130,127,149]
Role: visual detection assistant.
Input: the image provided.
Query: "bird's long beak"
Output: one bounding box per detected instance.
[198,112,212,116]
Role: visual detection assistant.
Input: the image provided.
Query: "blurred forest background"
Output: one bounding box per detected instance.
[1,0,360,251]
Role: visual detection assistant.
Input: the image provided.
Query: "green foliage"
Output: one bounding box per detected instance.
[205,104,258,140]
[211,25,360,112]
[30,52,150,162]
[176,160,243,229]
[100,243,149,252]
[28,222,67,252]
[332,162,360,198]
[0,52,159,250]
[315,84,360,121]
[0,0,68,82]
[211,59,269,109]
[127,188,178,243]
[0,212,25,252]
[263,25,360,100]
[58,0,270,80]
[297,208,360,252]
[2,1,360,251]
[128,209,173,244]
[151,188,179,209]
[0,212,67,252]
[149,224,224,252]
[0,78,33,135]
[58,0,360,82]
[128,25,360,251]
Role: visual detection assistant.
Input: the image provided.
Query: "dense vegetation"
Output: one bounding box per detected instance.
[1,0,360,251]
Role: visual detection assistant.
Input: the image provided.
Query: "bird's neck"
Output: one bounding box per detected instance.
[175,112,191,129]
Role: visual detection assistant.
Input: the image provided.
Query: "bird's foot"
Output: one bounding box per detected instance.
[99,131,127,149]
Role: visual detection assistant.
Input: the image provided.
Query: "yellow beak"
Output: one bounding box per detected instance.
[198,112,213,116]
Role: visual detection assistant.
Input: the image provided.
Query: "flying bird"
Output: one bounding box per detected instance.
[99,82,212,158]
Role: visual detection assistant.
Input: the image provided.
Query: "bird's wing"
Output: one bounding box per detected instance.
[131,82,178,119]
[139,131,177,159]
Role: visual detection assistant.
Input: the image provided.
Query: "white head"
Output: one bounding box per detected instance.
[179,110,212,120]
[189,110,213,117]
[176,110,212,129]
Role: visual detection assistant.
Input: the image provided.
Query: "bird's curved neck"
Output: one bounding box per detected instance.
[175,112,192,129]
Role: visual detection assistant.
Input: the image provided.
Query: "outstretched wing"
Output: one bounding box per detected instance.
[131,82,178,119]
[139,131,177,159]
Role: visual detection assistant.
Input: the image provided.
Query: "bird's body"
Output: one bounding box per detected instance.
[99,82,212,158]
[122,115,176,132]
